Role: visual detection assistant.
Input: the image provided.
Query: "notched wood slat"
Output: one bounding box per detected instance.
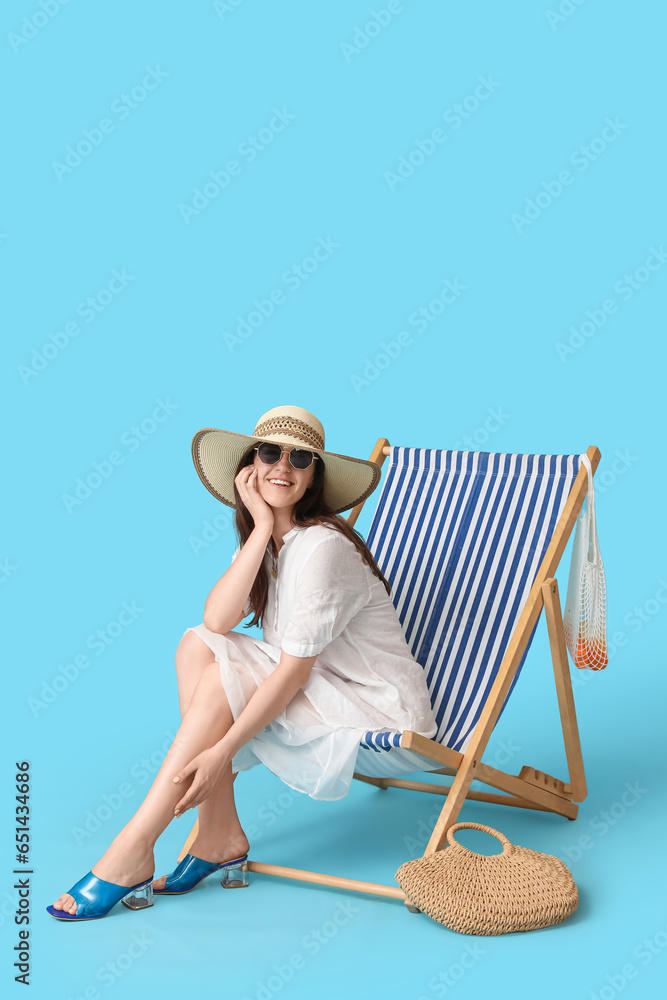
[518,765,572,799]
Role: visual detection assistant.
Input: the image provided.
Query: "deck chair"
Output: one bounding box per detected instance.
[179,440,600,908]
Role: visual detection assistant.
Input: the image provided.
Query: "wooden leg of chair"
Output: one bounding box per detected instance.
[422,755,477,855]
[177,818,199,863]
[542,579,587,802]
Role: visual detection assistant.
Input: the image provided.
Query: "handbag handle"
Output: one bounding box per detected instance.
[579,453,600,567]
[446,822,512,853]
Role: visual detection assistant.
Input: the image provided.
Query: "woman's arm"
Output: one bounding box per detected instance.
[202,465,274,633]
[203,523,271,632]
[172,650,317,813]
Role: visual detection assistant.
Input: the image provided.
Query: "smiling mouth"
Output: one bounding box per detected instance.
[267,479,293,488]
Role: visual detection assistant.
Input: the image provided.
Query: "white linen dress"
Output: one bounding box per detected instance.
[184,523,438,800]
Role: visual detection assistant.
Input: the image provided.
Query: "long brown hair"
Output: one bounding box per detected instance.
[233,443,390,629]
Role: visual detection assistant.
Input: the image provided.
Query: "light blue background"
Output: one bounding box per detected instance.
[2,1,666,998]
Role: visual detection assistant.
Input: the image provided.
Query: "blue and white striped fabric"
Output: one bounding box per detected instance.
[353,448,580,778]
[360,730,403,751]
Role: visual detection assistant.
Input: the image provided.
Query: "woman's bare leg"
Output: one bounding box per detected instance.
[51,661,247,914]
[163,632,248,885]
[175,630,219,718]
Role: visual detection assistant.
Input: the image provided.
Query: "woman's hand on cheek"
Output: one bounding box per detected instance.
[235,466,274,532]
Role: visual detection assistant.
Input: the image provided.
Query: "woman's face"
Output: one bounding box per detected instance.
[252,446,316,509]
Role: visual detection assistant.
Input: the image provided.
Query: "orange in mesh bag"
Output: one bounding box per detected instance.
[563,454,608,670]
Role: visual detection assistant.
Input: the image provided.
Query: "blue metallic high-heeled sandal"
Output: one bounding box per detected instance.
[46,871,154,921]
[153,853,249,895]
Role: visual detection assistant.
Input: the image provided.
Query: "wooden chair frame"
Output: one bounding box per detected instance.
[179,440,600,908]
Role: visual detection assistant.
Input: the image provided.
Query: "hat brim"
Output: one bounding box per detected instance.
[191,428,382,515]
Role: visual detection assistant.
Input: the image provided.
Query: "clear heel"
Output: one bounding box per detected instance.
[220,861,249,888]
[121,880,154,910]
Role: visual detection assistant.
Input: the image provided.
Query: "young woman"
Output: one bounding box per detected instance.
[47,405,437,920]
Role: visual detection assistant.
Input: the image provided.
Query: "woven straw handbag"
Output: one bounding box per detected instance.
[395,822,578,935]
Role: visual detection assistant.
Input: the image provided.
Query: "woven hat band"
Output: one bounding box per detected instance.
[253,415,325,451]
[191,403,381,514]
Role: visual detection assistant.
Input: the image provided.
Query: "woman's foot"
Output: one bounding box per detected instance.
[51,834,154,916]
[152,828,250,891]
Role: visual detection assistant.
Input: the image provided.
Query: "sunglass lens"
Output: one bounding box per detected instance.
[289,449,314,470]
[257,443,282,464]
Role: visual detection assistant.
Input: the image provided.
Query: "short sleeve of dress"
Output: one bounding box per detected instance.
[231,544,253,618]
[280,531,372,658]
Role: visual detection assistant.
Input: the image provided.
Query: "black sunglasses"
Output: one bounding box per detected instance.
[253,443,320,471]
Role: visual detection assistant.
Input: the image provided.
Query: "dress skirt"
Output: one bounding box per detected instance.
[185,623,424,801]
[186,624,435,800]
[185,524,440,800]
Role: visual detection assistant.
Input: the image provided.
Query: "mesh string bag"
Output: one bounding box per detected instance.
[395,823,579,935]
[563,453,608,669]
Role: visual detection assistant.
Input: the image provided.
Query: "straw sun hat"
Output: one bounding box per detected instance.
[191,404,382,515]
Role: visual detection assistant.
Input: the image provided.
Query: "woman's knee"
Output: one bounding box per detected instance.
[175,630,214,677]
